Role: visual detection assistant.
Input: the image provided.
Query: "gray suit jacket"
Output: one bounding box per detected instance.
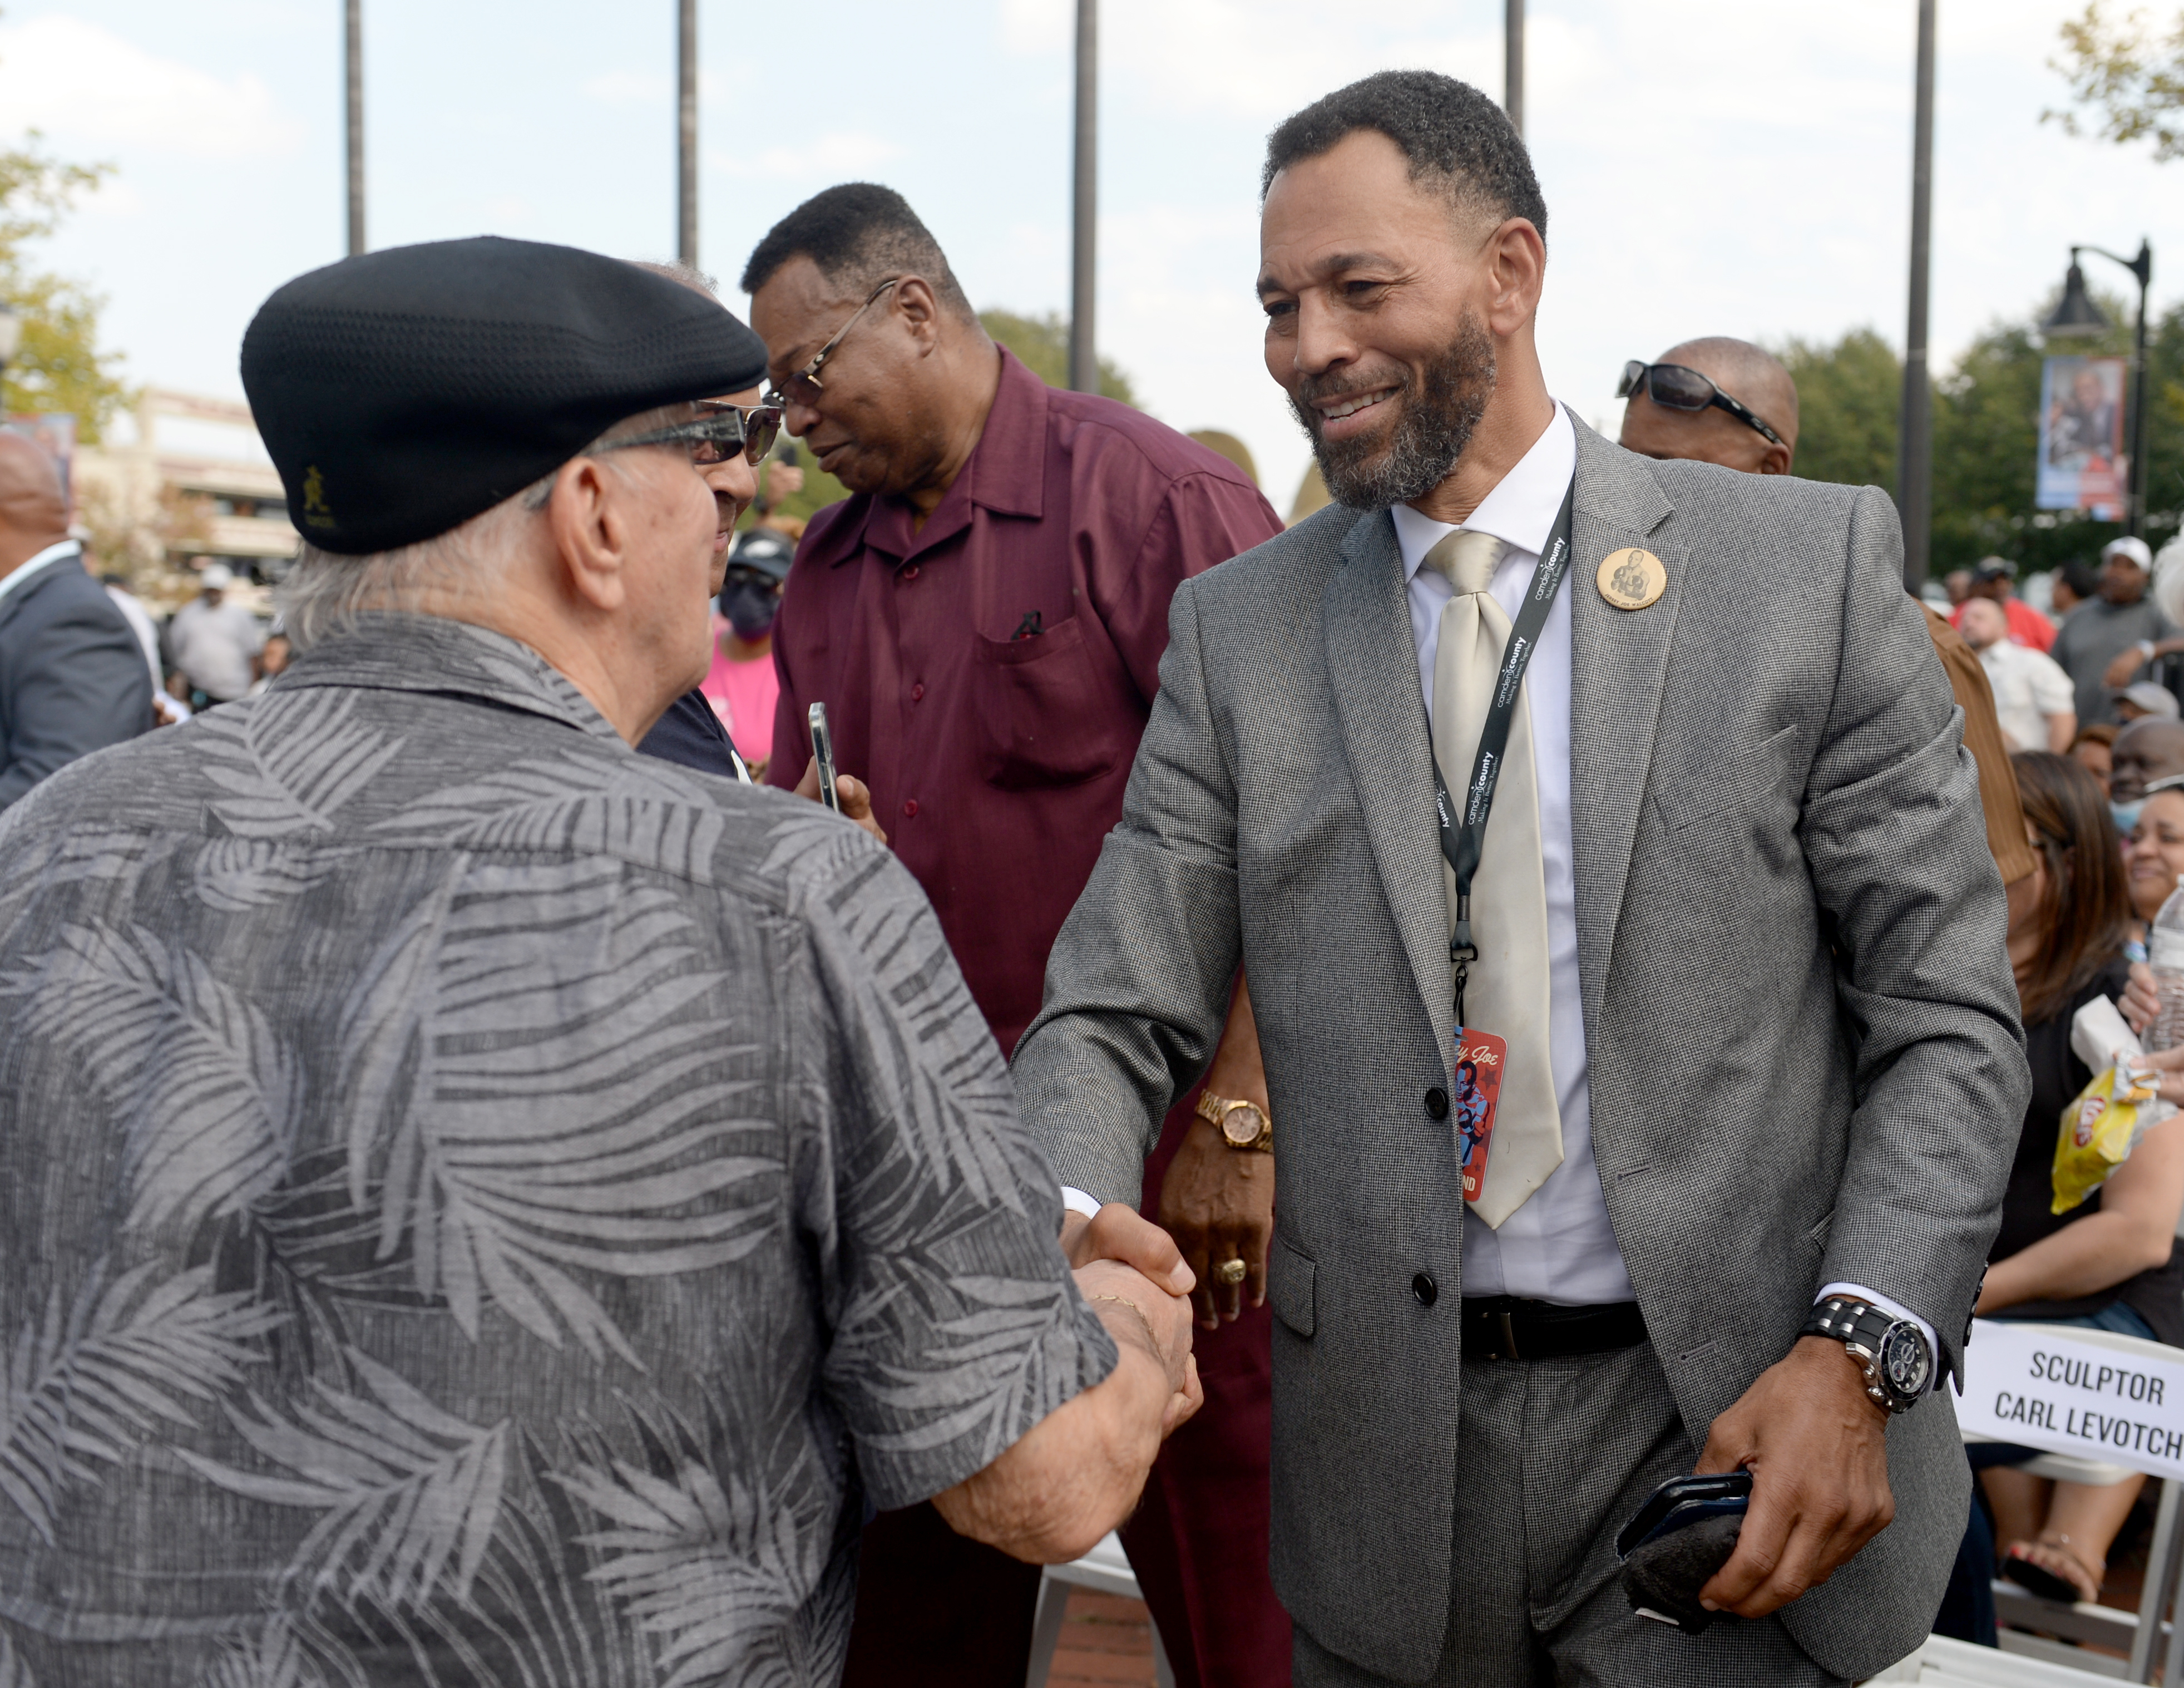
[0,553,154,811]
[1012,418,2030,1680]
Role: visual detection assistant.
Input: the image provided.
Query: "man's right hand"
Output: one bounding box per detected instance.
[1062,1201,1196,1297]
[932,1245,1199,1563]
[791,757,888,846]
[1074,1256,1202,1434]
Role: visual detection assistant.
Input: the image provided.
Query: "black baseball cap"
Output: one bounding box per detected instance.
[725,526,794,584]
[241,236,768,555]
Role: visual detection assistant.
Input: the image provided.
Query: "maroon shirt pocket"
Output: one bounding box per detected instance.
[971,615,1123,789]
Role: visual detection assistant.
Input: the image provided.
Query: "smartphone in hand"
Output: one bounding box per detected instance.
[809,702,842,814]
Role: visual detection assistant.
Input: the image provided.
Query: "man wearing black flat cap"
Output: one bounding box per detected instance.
[0,235,1202,1684]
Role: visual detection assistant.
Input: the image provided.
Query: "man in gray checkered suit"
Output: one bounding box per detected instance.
[1016,71,2028,1687]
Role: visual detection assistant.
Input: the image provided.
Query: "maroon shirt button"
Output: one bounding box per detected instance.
[902,799,919,818]
[912,683,925,702]
[902,565,921,581]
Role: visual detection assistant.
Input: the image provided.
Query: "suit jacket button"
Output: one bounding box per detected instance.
[1412,1272,1438,1307]
[1424,1087,1450,1121]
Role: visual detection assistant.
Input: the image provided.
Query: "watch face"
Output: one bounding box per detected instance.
[1222,1104,1267,1147]
[1880,1322,1931,1400]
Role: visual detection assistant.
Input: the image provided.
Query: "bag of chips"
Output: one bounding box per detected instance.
[2054,1057,2166,1214]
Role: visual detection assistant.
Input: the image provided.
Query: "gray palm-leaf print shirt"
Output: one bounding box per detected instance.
[0,613,1115,1688]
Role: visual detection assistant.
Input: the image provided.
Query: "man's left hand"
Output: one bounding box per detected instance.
[1694,1336,1895,1618]
[1159,1119,1273,1328]
[792,757,888,846]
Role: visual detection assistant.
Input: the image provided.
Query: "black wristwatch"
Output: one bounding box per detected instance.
[1799,1296,1934,1414]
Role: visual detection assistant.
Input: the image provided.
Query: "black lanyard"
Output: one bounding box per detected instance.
[1427,481,1577,1025]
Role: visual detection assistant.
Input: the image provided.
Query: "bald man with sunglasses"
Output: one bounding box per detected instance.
[1617,340,1798,477]
[1617,333,2045,948]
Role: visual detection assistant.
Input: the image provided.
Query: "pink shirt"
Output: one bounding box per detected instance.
[701,617,781,763]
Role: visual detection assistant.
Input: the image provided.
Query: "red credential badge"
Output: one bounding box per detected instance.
[1451,1027,1508,1203]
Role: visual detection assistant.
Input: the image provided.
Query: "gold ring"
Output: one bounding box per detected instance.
[1215,1257,1248,1286]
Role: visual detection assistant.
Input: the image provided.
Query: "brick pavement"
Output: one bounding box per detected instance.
[1046,1588,1161,1686]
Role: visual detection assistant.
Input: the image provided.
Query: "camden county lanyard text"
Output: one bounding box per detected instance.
[1427,480,1577,1026]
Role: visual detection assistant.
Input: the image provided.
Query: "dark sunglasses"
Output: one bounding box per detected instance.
[601,402,783,467]
[1618,360,1783,447]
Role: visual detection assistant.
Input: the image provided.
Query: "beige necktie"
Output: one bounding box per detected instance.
[1421,529,1563,1227]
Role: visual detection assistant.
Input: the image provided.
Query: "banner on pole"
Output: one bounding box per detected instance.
[2037,355,2129,520]
[1959,1318,2184,1482]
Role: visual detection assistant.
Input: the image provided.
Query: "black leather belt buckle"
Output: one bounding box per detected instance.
[1460,1297,1648,1362]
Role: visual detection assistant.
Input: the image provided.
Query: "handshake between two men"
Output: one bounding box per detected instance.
[935,1206,1205,1563]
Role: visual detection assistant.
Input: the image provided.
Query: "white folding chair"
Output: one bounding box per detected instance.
[1024,1532,1177,1688]
[1965,1323,2184,1682]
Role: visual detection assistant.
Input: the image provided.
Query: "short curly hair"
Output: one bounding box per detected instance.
[1262,70,1546,241]
[739,183,975,320]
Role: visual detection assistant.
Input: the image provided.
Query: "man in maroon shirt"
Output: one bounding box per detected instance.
[747,183,1292,1687]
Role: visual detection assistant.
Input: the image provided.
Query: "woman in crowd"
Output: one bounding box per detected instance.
[2126,776,2184,939]
[2069,722,2117,797]
[1982,752,2184,1605]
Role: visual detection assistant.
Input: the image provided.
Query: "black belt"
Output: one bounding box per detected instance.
[1460,1296,1648,1362]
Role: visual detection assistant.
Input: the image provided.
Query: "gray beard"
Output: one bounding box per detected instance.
[1291,313,1498,510]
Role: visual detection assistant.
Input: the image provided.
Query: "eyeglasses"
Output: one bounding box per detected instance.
[1618,360,1784,447]
[601,401,782,467]
[764,276,900,408]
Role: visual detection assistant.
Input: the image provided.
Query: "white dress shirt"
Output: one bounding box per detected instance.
[1389,407,1634,1305]
[1070,402,1933,1354]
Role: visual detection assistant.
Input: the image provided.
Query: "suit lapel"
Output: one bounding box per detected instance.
[0,556,66,640]
[1324,510,1458,1054]
[1566,421,1682,1033]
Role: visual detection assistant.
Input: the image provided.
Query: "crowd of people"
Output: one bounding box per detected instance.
[0,63,2180,1688]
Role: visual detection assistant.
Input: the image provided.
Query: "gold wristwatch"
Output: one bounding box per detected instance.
[1195,1091,1273,1153]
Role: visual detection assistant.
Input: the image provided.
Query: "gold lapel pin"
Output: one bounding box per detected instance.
[1597,547,1666,611]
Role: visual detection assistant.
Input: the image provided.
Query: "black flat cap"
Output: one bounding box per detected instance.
[241,236,769,555]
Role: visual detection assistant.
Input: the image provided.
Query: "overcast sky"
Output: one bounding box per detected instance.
[6,0,2180,508]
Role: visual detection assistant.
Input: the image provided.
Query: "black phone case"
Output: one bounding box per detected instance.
[1615,1470,1752,1560]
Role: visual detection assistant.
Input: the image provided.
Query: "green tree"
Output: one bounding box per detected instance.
[1777,328,1901,492]
[977,309,1137,406]
[0,134,127,441]
[2049,3,2184,161]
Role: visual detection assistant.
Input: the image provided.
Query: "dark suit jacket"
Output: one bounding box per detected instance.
[0,553,155,811]
[1014,418,2030,1680]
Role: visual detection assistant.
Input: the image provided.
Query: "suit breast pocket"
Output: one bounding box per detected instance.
[1651,723,1802,835]
[971,616,1125,789]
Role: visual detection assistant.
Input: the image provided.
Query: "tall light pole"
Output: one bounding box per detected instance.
[677,0,698,268]
[1895,0,1936,590]
[1505,0,1524,136]
[1068,0,1098,394]
[345,0,365,256]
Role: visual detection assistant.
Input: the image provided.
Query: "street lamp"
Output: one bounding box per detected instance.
[2043,239,2154,538]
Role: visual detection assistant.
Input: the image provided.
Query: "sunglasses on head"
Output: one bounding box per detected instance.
[600,401,783,468]
[1618,360,1783,447]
